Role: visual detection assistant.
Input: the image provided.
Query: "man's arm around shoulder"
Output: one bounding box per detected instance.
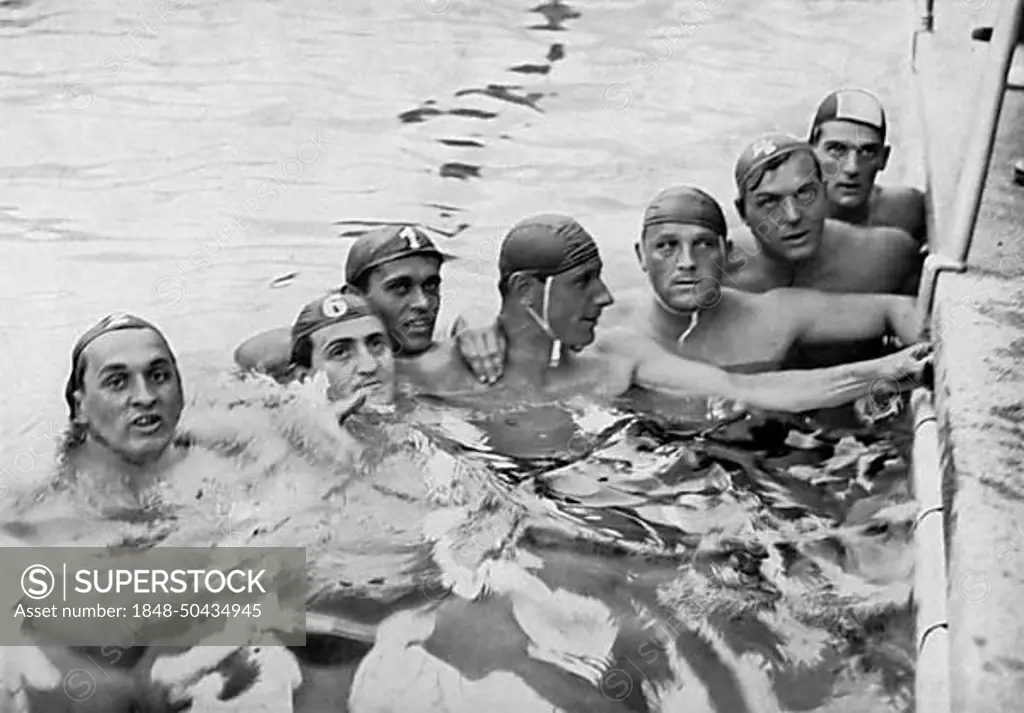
[399,339,479,396]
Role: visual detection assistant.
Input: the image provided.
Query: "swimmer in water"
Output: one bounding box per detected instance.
[725,133,923,296]
[627,186,921,370]
[233,224,506,383]
[59,312,188,508]
[406,213,931,412]
[287,288,397,411]
[808,88,926,245]
[3,313,302,713]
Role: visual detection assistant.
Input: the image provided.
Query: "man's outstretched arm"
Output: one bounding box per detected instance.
[784,290,921,347]
[233,327,292,378]
[630,338,930,413]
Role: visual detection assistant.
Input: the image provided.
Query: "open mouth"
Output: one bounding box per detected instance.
[129,413,163,434]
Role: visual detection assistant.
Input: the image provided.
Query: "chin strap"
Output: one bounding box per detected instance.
[652,290,701,346]
[524,276,562,368]
[679,310,700,345]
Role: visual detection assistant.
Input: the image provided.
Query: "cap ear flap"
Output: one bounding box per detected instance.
[734,196,747,222]
[634,241,648,272]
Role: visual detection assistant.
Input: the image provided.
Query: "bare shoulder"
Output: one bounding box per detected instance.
[724,250,780,293]
[872,225,920,258]
[837,220,917,256]
[873,186,927,241]
[397,340,476,394]
[593,326,639,356]
[835,222,922,293]
[875,185,925,216]
[878,185,925,207]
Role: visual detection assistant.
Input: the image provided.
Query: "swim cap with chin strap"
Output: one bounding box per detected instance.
[498,214,602,367]
[640,186,727,329]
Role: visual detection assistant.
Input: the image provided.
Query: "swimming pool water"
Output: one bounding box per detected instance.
[0,0,921,709]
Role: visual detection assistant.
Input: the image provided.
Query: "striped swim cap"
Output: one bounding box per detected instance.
[810,88,887,141]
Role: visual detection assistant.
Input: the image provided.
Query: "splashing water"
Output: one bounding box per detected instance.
[1,374,915,713]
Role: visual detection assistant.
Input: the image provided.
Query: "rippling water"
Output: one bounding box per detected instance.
[3,372,917,711]
[1,1,921,709]
[0,0,917,470]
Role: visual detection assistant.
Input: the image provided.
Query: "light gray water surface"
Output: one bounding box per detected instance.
[0,0,916,481]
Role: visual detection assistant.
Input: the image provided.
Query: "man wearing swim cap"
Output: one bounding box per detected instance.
[809,88,926,244]
[14,314,302,713]
[407,213,931,413]
[630,186,920,370]
[63,312,186,482]
[727,132,922,297]
[288,289,396,410]
[233,224,507,383]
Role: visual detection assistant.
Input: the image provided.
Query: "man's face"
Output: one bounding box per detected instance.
[75,329,183,466]
[742,152,828,263]
[636,223,725,312]
[362,256,441,356]
[543,258,615,349]
[813,121,889,210]
[308,316,395,408]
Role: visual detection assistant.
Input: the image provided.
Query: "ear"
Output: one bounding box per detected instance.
[634,241,648,273]
[72,389,86,424]
[879,145,891,171]
[507,273,536,306]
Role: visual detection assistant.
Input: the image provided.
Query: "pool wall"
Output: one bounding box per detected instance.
[909,0,1024,710]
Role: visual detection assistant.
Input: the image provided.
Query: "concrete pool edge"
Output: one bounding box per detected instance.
[910,0,1024,711]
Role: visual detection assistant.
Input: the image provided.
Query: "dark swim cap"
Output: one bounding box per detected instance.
[291,290,380,348]
[734,133,818,197]
[498,214,601,284]
[642,186,727,239]
[64,313,176,419]
[344,225,455,287]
